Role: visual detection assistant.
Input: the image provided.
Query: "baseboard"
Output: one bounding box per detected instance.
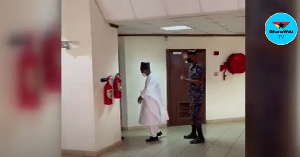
[122,123,167,131]
[62,140,122,157]
[206,117,245,124]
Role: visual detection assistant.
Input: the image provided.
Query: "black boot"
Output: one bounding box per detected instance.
[146,136,158,142]
[190,128,205,144]
[184,125,197,139]
[157,131,163,137]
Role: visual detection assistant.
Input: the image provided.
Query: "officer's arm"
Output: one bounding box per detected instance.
[184,64,204,84]
[184,78,203,84]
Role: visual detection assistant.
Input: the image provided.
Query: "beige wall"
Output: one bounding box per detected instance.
[0,0,60,157]
[62,0,96,151]
[119,36,245,127]
[62,0,121,153]
[90,0,121,150]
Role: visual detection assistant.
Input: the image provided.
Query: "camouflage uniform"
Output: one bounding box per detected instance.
[188,62,204,129]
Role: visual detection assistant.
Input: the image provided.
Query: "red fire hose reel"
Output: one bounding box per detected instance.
[220,53,245,80]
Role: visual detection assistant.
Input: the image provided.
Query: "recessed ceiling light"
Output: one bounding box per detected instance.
[160,26,192,31]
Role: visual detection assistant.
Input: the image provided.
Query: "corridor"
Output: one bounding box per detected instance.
[62,0,245,156]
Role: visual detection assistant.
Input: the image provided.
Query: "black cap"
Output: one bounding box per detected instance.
[187,50,196,55]
[140,62,150,70]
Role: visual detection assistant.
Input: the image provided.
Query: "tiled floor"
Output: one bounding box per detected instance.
[64,121,245,157]
[101,122,244,157]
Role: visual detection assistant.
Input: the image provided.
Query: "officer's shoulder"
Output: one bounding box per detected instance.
[195,62,203,68]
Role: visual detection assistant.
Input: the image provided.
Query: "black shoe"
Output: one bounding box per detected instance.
[190,137,205,144]
[184,125,197,139]
[146,136,158,142]
[157,131,163,137]
[121,136,124,140]
[190,128,205,144]
[184,133,197,139]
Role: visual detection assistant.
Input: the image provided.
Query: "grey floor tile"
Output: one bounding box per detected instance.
[226,150,245,157]
[201,150,229,157]
[63,122,246,157]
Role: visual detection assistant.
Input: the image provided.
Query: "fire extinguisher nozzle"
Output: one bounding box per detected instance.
[100,78,107,82]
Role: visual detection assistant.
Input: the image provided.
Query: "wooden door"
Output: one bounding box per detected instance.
[167,49,206,126]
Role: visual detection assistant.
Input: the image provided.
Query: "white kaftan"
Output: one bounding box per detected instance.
[139,73,169,126]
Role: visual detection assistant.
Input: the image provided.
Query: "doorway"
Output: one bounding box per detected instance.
[166,49,206,126]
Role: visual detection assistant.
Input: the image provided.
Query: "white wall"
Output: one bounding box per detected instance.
[119,36,245,127]
[0,0,60,157]
[62,0,121,152]
[61,52,96,150]
[62,0,96,151]
[90,0,121,150]
[119,38,129,127]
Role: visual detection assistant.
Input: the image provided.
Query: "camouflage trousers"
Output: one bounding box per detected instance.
[190,95,204,129]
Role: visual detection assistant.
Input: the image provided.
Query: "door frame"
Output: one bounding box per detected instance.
[166,49,207,126]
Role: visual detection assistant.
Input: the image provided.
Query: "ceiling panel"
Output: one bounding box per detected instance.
[97,0,135,21]
[175,16,212,26]
[118,28,164,34]
[207,13,245,22]
[145,20,183,27]
[200,0,238,13]
[97,0,244,23]
[163,0,201,16]
[220,19,245,33]
[177,17,229,32]
[206,14,245,33]
[130,0,167,19]
[118,29,205,34]
[228,26,245,33]
[206,10,245,18]
[199,27,231,33]
[121,23,152,29]
[117,10,245,35]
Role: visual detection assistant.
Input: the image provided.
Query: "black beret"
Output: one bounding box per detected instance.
[187,50,196,55]
[140,62,150,70]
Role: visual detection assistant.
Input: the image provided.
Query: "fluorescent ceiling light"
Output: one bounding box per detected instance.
[160,26,192,31]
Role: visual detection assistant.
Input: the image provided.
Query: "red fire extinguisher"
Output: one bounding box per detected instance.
[42,27,61,92]
[17,34,42,109]
[113,73,122,99]
[103,76,113,105]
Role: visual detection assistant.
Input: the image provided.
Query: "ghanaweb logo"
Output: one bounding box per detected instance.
[272,22,290,28]
[269,21,293,34]
[265,13,298,45]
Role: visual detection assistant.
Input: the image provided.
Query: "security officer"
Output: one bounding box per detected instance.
[180,50,205,144]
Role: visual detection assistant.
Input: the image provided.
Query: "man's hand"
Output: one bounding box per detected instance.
[181,74,202,84]
[137,96,143,104]
[180,74,187,80]
[180,74,188,82]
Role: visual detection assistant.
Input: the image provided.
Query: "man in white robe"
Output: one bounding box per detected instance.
[137,62,169,142]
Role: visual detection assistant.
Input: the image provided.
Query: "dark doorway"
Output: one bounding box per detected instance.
[166,49,206,126]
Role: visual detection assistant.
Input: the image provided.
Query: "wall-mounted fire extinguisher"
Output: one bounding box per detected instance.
[113,73,122,99]
[42,27,61,92]
[17,34,42,109]
[102,76,113,105]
